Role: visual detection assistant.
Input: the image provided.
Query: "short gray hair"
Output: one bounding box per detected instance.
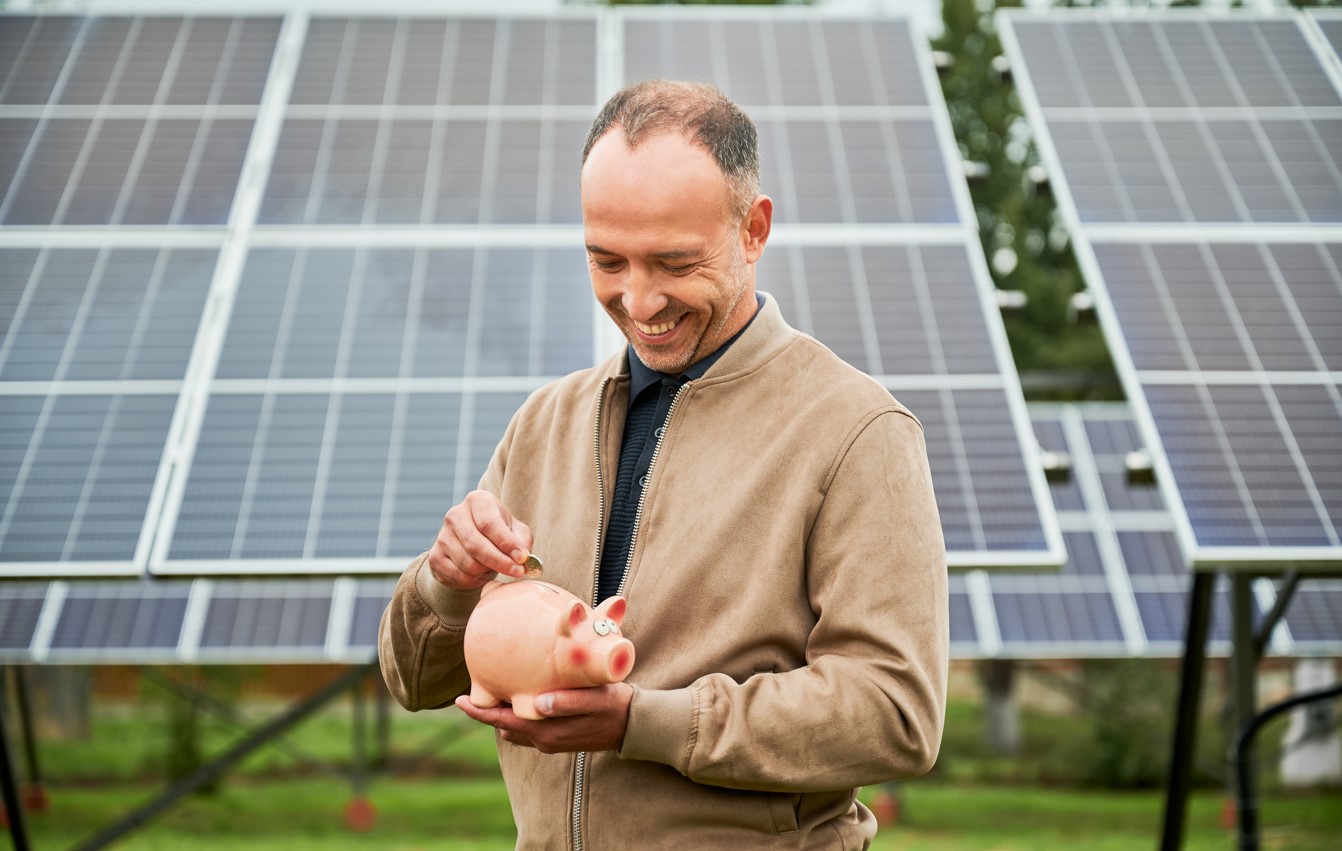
[582,80,760,221]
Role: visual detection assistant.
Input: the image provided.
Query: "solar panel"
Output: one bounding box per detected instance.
[1004,16,1342,226]
[1001,10,1342,571]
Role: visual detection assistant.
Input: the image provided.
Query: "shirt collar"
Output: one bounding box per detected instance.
[627,293,764,405]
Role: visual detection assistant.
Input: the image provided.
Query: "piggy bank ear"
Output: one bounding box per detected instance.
[557,601,586,637]
[595,595,627,626]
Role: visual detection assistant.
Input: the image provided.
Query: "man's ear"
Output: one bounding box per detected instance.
[741,194,773,264]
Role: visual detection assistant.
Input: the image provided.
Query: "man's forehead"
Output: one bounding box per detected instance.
[583,128,715,173]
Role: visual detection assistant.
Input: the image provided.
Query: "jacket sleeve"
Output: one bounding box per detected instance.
[378,413,516,712]
[619,410,949,791]
[378,552,482,710]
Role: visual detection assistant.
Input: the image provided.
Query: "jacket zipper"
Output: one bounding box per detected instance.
[571,377,688,851]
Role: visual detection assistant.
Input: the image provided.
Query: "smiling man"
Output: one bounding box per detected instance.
[380,80,948,850]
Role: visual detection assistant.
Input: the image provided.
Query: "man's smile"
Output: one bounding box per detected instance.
[633,317,680,337]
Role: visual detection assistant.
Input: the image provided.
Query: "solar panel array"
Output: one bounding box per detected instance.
[1,7,1062,594]
[1000,10,1342,571]
[6,402,1336,663]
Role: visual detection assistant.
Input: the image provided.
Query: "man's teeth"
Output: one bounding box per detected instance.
[635,319,676,336]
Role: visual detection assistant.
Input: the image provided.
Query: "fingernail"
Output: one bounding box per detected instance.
[510,549,526,564]
[537,694,553,715]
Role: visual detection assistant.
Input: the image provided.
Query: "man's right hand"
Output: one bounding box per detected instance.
[428,490,533,590]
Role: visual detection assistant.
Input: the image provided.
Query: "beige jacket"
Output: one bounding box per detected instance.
[379,294,948,850]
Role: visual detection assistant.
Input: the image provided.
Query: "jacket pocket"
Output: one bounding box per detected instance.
[767,792,800,835]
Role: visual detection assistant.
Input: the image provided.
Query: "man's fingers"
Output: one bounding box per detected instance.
[467,492,529,569]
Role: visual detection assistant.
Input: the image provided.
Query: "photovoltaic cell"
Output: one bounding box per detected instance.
[892,389,1048,555]
[259,117,587,226]
[1,393,176,567]
[0,117,254,226]
[166,391,528,564]
[0,248,216,381]
[947,574,977,649]
[760,244,997,377]
[51,583,189,650]
[1145,382,1341,549]
[1010,19,1341,112]
[348,579,397,652]
[216,247,592,380]
[0,585,46,649]
[199,581,332,649]
[291,17,596,107]
[1284,581,1342,644]
[993,581,1123,646]
[1008,17,1342,226]
[1319,19,1342,63]
[623,19,928,108]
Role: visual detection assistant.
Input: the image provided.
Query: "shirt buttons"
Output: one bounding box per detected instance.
[655,427,665,438]
[638,475,648,488]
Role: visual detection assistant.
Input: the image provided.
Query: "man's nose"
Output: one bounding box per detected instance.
[621,268,668,322]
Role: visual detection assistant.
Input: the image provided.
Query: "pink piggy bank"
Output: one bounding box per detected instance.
[463,579,635,720]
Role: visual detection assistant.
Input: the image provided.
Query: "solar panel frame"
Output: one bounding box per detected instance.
[999,9,1342,572]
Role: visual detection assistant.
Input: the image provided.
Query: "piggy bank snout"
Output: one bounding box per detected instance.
[592,637,635,684]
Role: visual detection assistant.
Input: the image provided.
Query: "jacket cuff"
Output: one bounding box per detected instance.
[414,557,482,626]
[619,686,695,772]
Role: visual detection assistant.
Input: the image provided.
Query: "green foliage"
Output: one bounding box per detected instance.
[934,0,1119,397]
[1069,659,1183,789]
[139,666,254,793]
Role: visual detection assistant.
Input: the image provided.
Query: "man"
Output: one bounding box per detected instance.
[380,80,947,849]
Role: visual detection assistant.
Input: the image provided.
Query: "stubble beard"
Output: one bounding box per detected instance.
[621,248,750,375]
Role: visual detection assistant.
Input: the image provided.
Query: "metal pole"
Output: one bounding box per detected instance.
[375,681,391,769]
[1253,572,1299,659]
[351,679,367,798]
[0,668,33,851]
[13,667,45,808]
[1159,571,1215,851]
[1230,574,1258,851]
[1236,684,1342,851]
[70,661,377,851]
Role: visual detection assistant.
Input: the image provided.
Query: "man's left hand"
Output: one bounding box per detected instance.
[454,683,633,754]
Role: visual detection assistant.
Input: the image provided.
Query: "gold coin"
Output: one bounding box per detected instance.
[524,554,544,577]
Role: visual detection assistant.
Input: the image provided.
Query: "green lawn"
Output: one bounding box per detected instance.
[6,674,1340,850]
[10,778,1341,850]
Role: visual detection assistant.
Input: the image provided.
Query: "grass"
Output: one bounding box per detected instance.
[5,669,1340,850]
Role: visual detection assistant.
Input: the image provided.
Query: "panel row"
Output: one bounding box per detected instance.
[0,16,280,107]
[4,403,1334,661]
[1010,18,1340,112]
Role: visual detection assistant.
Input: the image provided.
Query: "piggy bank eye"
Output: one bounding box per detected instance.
[593,620,611,637]
[606,619,620,634]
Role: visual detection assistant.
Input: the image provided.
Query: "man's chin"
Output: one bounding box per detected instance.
[631,342,696,374]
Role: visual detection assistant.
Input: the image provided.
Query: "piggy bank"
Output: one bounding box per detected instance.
[463,579,635,720]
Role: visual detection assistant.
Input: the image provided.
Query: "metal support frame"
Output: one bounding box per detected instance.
[1253,572,1300,659]
[12,668,44,809]
[1161,568,1340,850]
[1235,683,1342,851]
[69,661,378,851]
[0,668,33,851]
[1159,571,1214,851]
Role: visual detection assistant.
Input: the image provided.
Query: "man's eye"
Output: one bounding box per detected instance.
[666,264,693,275]
[592,259,621,272]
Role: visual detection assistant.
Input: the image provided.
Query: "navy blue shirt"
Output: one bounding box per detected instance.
[596,295,763,601]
